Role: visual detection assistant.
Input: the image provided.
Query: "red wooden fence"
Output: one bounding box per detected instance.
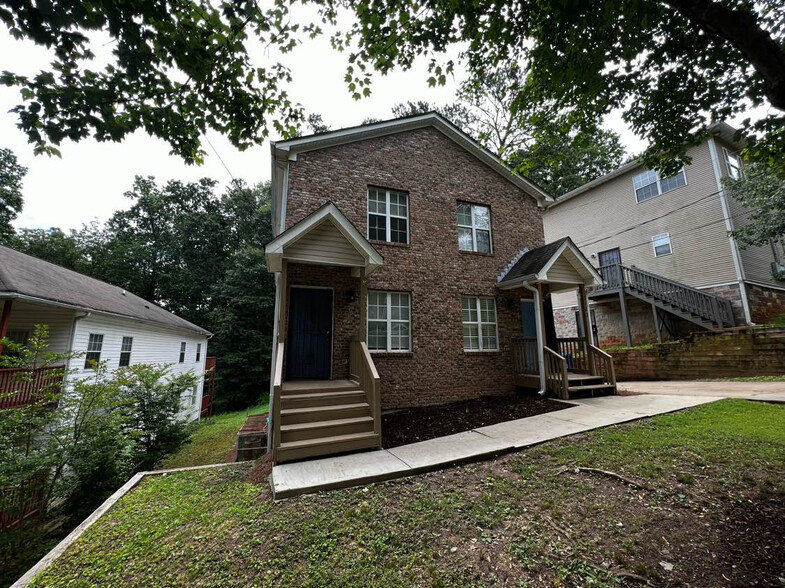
[201,357,216,418]
[0,472,48,530]
[0,365,65,410]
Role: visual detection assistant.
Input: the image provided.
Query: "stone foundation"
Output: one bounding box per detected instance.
[746,283,785,324]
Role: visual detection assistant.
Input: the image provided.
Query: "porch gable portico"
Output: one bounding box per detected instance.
[264,202,384,462]
[497,238,617,399]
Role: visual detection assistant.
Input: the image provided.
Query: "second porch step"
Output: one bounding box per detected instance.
[280,415,375,443]
[276,431,380,463]
[281,389,367,409]
[567,383,617,398]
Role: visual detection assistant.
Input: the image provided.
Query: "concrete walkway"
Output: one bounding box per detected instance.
[618,380,785,402]
[271,394,719,499]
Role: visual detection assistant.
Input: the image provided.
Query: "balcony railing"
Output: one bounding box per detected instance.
[0,365,65,410]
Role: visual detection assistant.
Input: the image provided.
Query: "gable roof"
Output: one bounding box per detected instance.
[271,112,553,207]
[0,245,211,336]
[497,237,601,288]
[265,201,384,275]
[548,121,745,209]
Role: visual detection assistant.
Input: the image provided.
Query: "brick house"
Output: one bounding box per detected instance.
[264,113,617,463]
[544,123,785,348]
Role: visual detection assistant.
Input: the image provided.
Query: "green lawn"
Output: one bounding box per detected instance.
[158,402,268,469]
[30,400,785,587]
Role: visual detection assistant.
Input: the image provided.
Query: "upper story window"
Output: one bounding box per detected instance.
[461,296,499,351]
[652,233,672,257]
[367,291,411,352]
[367,187,409,244]
[119,336,133,367]
[723,148,743,179]
[195,343,201,363]
[633,168,686,203]
[179,342,186,363]
[457,202,492,253]
[84,333,104,369]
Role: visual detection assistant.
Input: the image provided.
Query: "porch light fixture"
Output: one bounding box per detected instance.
[347,290,359,303]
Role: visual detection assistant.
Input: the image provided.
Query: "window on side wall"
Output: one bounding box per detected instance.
[195,343,201,363]
[633,168,686,202]
[119,336,133,367]
[84,333,104,369]
[367,291,411,352]
[723,148,743,179]
[652,233,672,257]
[179,342,186,363]
[461,296,499,351]
[457,202,492,253]
[367,187,409,244]
[191,385,198,405]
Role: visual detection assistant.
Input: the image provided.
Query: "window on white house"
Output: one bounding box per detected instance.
[633,168,686,202]
[4,330,30,346]
[461,296,499,351]
[367,187,409,244]
[652,233,672,257]
[195,343,201,363]
[179,342,186,363]
[367,291,411,352]
[457,203,492,253]
[191,385,198,405]
[119,336,133,367]
[84,334,104,369]
[723,148,743,179]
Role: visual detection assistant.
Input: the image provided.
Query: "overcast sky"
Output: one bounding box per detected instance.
[1,8,649,232]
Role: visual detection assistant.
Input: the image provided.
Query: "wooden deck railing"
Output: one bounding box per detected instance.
[554,337,591,373]
[0,472,48,529]
[594,263,735,327]
[543,347,569,399]
[350,338,381,440]
[511,336,538,375]
[0,365,65,410]
[271,342,285,458]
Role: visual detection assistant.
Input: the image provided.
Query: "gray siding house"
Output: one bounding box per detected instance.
[544,123,785,347]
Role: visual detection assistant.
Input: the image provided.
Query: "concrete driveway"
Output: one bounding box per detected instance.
[618,380,785,402]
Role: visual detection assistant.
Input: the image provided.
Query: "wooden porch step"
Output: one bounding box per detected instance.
[281,390,367,409]
[282,379,361,394]
[280,416,374,443]
[567,383,617,398]
[280,402,371,425]
[276,431,380,463]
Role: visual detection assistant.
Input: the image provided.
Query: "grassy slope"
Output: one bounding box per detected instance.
[32,400,785,587]
[158,403,268,469]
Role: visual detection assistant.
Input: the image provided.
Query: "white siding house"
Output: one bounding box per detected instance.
[0,246,211,421]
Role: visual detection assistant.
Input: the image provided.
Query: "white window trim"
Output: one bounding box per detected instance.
[722,147,743,180]
[652,233,673,257]
[462,296,500,352]
[119,336,133,367]
[633,168,687,203]
[85,333,104,369]
[458,202,493,253]
[195,343,201,363]
[367,290,412,353]
[179,341,186,363]
[366,187,410,244]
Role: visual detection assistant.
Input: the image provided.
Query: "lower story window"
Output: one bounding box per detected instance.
[367,291,411,352]
[462,296,499,351]
[652,233,672,257]
[119,336,133,367]
[84,333,104,369]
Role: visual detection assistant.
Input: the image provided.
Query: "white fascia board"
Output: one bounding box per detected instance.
[538,240,603,285]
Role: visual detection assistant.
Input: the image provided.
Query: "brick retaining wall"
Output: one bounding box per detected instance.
[610,327,785,381]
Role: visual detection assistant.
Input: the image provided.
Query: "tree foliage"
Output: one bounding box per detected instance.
[0,147,26,241]
[727,165,785,249]
[330,0,785,176]
[0,0,308,162]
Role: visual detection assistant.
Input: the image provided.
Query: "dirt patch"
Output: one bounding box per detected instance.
[247,453,273,485]
[381,393,567,449]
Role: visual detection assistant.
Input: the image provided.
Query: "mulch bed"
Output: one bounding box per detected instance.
[381,393,568,449]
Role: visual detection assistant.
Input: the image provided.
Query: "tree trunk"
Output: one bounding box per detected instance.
[663,0,785,111]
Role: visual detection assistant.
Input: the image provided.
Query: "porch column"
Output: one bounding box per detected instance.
[0,299,12,355]
[359,275,367,343]
[578,285,595,375]
[278,261,288,343]
[618,291,633,347]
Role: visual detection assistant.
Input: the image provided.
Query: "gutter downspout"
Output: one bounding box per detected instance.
[65,311,91,374]
[521,282,547,397]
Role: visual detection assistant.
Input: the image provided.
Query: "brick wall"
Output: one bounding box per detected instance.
[701,283,745,324]
[746,283,785,324]
[284,127,544,408]
[611,327,785,381]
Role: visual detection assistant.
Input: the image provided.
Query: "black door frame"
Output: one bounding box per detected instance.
[286,285,334,380]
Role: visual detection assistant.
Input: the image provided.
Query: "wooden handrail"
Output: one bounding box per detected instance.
[349,338,381,441]
[543,346,569,400]
[510,336,538,375]
[554,336,589,373]
[271,342,284,459]
[588,344,616,389]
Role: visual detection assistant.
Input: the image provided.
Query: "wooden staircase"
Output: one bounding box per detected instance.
[565,372,616,398]
[276,379,380,462]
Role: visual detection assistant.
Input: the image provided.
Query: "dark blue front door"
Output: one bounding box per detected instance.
[287,287,332,380]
